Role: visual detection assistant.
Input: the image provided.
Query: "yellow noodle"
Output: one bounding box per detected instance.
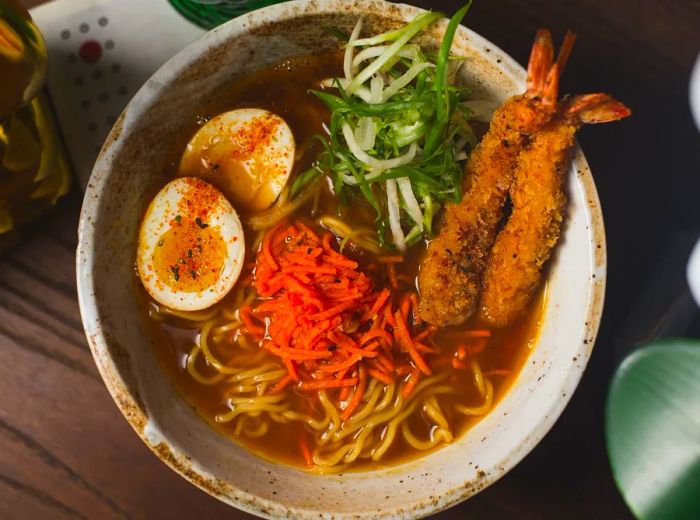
[156,304,221,323]
[228,364,282,382]
[249,180,322,230]
[308,462,352,475]
[198,320,240,375]
[402,423,453,450]
[211,321,242,343]
[215,402,290,422]
[313,443,353,467]
[374,383,396,412]
[347,379,383,424]
[243,419,269,438]
[472,359,486,397]
[229,393,286,405]
[317,391,342,443]
[318,215,382,254]
[423,395,449,430]
[234,415,247,436]
[455,364,494,416]
[186,346,225,385]
[370,397,424,460]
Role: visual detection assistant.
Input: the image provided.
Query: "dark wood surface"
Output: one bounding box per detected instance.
[4,0,699,518]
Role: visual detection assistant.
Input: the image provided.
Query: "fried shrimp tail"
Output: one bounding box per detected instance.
[479,94,631,327]
[418,30,575,327]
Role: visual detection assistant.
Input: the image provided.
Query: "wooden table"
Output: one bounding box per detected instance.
[3,0,699,518]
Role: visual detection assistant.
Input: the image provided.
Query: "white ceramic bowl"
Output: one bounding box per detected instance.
[76,1,606,517]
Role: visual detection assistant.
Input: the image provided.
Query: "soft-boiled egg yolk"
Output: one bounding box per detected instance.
[179,108,294,213]
[137,177,245,311]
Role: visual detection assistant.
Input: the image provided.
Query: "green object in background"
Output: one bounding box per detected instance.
[606,339,700,519]
[168,0,287,29]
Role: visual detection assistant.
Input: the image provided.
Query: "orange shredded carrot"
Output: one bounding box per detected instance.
[456,345,468,361]
[387,263,398,289]
[238,219,447,421]
[484,369,512,377]
[379,255,404,263]
[409,293,421,325]
[341,367,366,421]
[463,339,488,355]
[270,374,293,393]
[394,310,431,375]
[452,357,468,370]
[308,301,356,321]
[368,368,394,385]
[369,288,391,315]
[376,353,396,373]
[319,354,362,373]
[284,359,299,381]
[414,341,436,354]
[299,378,358,390]
[413,326,437,342]
[263,343,332,360]
[299,436,313,467]
[464,329,492,338]
[401,368,421,398]
[239,306,265,337]
[396,364,413,376]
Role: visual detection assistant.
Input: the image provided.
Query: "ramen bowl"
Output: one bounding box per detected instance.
[76,0,606,517]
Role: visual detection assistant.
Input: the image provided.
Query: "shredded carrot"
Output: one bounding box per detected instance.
[409,293,421,325]
[368,368,394,385]
[239,220,443,422]
[299,436,313,467]
[369,288,391,316]
[463,339,488,355]
[239,306,265,337]
[401,368,421,398]
[396,364,413,376]
[341,367,366,421]
[414,341,436,354]
[270,374,293,393]
[376,353,396,372]
[394,310,431,375]
[299,378,358,390]
[413,326,437,342]
[484,369,512,377]
[339,385,351,401]
[452,357,468,370]
[379,255,404,263]
[464,329,492,338]
[387,263,398,289]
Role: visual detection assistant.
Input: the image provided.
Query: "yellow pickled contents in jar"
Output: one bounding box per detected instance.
[0,0,71,250]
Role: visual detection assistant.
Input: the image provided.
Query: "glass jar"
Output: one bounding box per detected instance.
[0,0,71,250]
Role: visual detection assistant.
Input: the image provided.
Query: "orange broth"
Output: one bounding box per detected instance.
[137,52,544,471]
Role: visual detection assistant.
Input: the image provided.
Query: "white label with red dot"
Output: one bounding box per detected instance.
[30,0,205,188]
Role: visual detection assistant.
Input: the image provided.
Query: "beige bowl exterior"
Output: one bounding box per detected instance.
[76,1,606,518]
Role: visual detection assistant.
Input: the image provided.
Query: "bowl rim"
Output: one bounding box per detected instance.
[76,0,607,517]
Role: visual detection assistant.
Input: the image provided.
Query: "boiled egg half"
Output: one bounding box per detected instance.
[137,177,245,311]
[179,108,294,213]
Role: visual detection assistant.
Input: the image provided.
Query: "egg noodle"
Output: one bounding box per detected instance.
[151,278,494,474]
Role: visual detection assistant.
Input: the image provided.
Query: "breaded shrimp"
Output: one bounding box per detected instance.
[479,94,631,326]
[418,30,575,327]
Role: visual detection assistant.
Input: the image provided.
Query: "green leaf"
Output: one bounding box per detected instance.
[605,338,700,520]
[424,1,472,156]
[290,167,322,198]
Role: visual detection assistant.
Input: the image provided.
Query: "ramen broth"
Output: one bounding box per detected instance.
[138,53,544,471]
